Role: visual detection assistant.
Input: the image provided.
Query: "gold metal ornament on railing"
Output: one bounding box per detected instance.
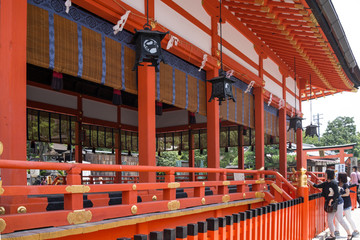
[298,168,308,187]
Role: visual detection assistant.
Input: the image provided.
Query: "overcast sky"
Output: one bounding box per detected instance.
[301,0,360,135]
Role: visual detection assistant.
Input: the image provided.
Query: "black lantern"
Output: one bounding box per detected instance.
[305,124,318,138]
[208,0,236,105]
[130,28,168,72]
[288,116,303,132]
[288,58,303,132]
[208,74,236,105]
[305,74,318,138]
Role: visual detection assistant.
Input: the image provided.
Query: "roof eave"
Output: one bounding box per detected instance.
[306,0,360,88]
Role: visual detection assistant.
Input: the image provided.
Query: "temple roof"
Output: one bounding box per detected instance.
[222,0,360,100]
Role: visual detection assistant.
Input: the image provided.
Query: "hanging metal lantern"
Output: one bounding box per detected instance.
[130,28,169,72]
[305,124,318,138]
[305,74,318,138]
[288,116,303,132]
[208,74,236,105]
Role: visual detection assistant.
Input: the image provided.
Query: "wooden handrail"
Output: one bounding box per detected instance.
[0,159,298,234]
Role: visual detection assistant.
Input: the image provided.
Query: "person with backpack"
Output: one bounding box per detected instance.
[334,172,359,237]
[350,166,360,207]
[310,169,353,240]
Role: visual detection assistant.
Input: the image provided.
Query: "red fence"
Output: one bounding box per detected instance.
[116,198,308,240]
[0,160,296,234]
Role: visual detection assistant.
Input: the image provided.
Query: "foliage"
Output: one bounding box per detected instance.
[303,116,360,158]
[220,147,238,168]
[303,133,321,146]
[320,116,360,157]
[156,150,208,168]
[156,151,179,167]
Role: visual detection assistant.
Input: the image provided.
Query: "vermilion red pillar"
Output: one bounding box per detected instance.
[296,128,305,170]
[279,75,287,178]
[138,63,156,183]
[206,69,220,181]
[254,87,264,170]
[0,0,28,213]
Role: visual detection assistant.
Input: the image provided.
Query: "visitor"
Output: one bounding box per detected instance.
[309,169,353,240]
[350,166,360,207]
[334,172,359,237]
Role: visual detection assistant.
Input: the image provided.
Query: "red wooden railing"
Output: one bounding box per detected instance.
[0,159,298,234]
[115,196,327,240]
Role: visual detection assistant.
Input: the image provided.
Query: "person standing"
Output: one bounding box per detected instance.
[334,172,359,237]
[350,166,360,207]
[310,169,353,240]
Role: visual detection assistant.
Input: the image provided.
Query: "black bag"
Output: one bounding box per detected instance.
[324,198,338,213]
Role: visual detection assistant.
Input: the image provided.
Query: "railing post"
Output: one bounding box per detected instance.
[297,169,309,240]
[164,170,176,200]
[64,167,83,210]
[218,172,228,195]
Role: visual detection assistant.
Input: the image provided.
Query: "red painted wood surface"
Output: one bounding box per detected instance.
[0,159,302,234]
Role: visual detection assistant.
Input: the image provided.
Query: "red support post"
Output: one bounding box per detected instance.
[254,87,264,169]
[138,63,156,183]
[0,0,28,214]
[64,167,83,210]
[297,171,310,240]
[254,87,264,191]
[279,75,288,179]
[206,69,220,181]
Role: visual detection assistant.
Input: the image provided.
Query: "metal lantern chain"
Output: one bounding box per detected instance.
[220,0,223,72]
[294,57,297,115]
[305,74,318,137]
[144,0,152,30]
[288,57,303,132]
[207,0,236,104]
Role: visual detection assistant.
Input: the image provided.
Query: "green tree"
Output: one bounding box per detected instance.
[303,133,321,146]
[220,147,238,168]
[156,151,179,167]
[320,116,360,157]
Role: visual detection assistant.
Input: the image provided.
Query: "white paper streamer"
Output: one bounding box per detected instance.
[245,81,255,93]
[267,94,272,106]
[198,54,207,72]
[113,10,131,35]
[65,0,71,14]
[226,70,234,78]
[166,35,179,50]
[278,99,285,110]
[291,108,295,117]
